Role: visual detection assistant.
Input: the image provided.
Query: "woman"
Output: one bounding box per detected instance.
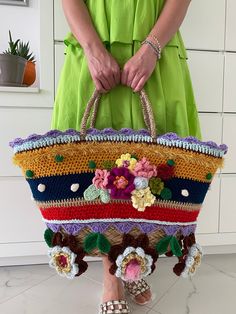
[51,0,202,313]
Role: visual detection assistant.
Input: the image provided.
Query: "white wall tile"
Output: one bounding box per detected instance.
[0,178,45,243]
[54,0,69,41]
[181,0,226,51]
[220,175,236,232]
[224,53,236,113]
[225,0,236,51]
[222,114,236,173]
[0,108,52,177]
[188,51,224,112]
[196,175,220,234]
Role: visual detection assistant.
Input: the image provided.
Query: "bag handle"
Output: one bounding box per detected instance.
[80,88,157,140]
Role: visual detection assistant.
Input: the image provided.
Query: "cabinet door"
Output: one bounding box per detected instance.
[187,51,224,113]
[220,175,236,232]
[225,0,236,51]
[0,108,52,177]
[222,114,236,173]
[0,178,45,243]
[196,176,220,234]
[224,53,236,113]
[54,0,69,41]
[181,0,225,50]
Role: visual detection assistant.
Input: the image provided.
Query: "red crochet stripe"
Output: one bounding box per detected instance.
[40,203,200,223]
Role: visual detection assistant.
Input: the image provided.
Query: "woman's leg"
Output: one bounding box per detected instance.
[102,255,151,304]
[101,255,125,303]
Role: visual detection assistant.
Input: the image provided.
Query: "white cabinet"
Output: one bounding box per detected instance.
[225,0,236,51]
[220,175,236,232]
[198,113,222,144]
[181,0,226,50]
[222,114,236,173]
[0,178,45,243]
[0,108,52,177]
[187,51,224,113]
[224,53,236,113]
[54,0,69,41]
[196,176,220,234]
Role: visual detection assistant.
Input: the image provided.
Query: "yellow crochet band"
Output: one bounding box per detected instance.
[13,141,224,182]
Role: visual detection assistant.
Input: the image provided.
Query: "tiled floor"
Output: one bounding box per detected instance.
[0,254,236,314]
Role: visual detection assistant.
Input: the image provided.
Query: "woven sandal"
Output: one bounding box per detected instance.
[123,279,152,306]
[99,299,130,314]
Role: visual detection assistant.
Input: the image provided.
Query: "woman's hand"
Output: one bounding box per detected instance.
[85,46,121,93]
[121,44,158,92]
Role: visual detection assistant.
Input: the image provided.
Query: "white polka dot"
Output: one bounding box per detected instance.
[38,184,46,192]
[181,189,189,197]
[71,183,80,192]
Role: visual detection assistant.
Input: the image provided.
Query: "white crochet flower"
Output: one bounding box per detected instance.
[181,243,203,278]
[115,246,153,281]
[48,246,79,279]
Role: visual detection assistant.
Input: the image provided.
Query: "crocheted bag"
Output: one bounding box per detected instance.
[9,89,228,281]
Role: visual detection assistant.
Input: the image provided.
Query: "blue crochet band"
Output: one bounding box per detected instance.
[9,128,228,157]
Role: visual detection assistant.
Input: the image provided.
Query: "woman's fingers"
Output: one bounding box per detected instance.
[94,77,108,93]
[133,75,147,93]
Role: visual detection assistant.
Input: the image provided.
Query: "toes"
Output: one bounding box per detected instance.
[141,289,152,300]
[135,293,147,304]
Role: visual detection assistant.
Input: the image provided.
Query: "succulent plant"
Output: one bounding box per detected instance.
[3,30,20,55]
[3,30,36,63]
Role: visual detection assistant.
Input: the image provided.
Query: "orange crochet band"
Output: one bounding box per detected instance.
[13,141,223,182]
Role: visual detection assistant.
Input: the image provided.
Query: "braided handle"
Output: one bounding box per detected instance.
[80,88,157,139]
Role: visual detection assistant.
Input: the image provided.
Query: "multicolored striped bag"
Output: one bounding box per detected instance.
[9,89,228,281]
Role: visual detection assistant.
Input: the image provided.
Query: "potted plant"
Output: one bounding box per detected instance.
[17,40,36,86]
[0,31,27,86]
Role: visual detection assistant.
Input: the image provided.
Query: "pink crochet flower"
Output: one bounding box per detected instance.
[133,157,157,178]
[92,169,110,189]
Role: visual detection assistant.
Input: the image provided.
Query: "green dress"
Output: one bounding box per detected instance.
[51,0,202,140]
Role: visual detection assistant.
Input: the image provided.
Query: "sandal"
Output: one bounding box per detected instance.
[123,279,152,306]
[99,299,130,314]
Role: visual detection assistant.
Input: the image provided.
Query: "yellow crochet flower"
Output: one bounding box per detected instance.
[115,153,137,171]
[131,187,156,212]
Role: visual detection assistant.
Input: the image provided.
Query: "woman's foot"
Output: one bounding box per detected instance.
[123,279,152,305]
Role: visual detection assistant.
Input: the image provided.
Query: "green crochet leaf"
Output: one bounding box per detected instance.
[83,233,99,253]
[84,184,100,201]
[44,229,54,247]
[100,189,110,204]
[97,234,111,254]
[155,236,172,254]
[170,236,183,257]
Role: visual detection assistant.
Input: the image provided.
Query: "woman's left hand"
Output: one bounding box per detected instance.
[121,44,158,92]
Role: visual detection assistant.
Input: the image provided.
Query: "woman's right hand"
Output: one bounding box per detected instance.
[84,46,121,93]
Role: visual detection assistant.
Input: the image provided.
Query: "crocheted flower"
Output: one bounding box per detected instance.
[134,177,149,190]
[115,246,153,281]
[107,167,135,199]
[115,153,137,171]
[157,164,175,181]
[92,169,110,189]
[48,232,88,278]
[131,187,156,211]
[133,157,157,178]
[108,234,158,282]
[181,243,203,278]
[48,246,79,279]
[149,177,164,195]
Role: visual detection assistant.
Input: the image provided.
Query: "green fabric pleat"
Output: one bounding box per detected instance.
[51,0,202,139]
